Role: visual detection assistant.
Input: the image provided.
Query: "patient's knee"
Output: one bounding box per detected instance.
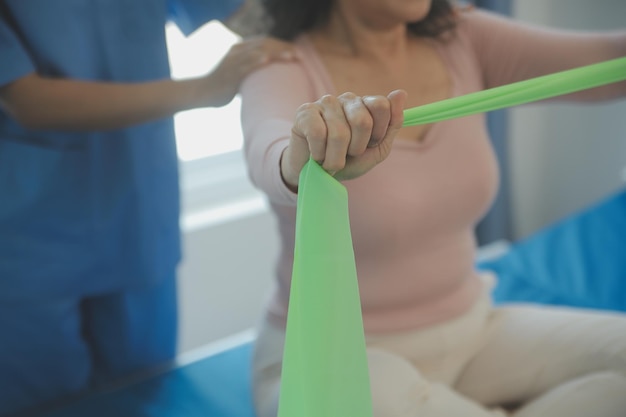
[367,348,509,417]
[567,371,626,396]
[514,371,626,417]
[367,348,433,416]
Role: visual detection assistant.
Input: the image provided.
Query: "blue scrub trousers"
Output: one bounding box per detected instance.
[0,276,178,416]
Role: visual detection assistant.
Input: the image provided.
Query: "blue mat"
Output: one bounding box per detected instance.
[480,187,626,312]
[36,342,256,417]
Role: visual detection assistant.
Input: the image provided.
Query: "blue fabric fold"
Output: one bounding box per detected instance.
[479,188,626,312]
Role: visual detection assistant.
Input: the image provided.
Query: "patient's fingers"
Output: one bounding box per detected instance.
[293,101,327,163]
[362,95,392,148]
[338,92,375,157]
[319,94,351,172]
[380,90,407,145]
[285,89,407,187]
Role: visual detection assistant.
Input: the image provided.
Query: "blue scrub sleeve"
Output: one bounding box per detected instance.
[0,16,35,87]
[167,0,244,36]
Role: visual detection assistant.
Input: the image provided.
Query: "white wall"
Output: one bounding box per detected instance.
[175,0,626,354]
[509,0,626,239]
[176,199,280,353]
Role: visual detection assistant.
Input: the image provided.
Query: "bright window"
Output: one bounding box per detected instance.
[165,21,243,161]
[165,21,265,223]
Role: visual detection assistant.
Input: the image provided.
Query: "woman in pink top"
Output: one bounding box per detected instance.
[240,1,626,416]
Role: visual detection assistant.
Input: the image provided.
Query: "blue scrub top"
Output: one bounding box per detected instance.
[0,0,242,298]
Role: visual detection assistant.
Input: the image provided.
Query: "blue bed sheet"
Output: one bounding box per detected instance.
[480,187,626,312]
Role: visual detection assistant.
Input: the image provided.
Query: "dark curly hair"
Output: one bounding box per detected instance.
[260,0,457,41]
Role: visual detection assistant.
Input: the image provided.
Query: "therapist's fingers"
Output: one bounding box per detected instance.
[206,36,296,107]
[238,36,296,67]
[220,37,296,78]
[255,37,297,63]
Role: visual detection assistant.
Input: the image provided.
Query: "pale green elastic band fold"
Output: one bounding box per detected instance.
[403,55,626,126]
[277,159,373,417]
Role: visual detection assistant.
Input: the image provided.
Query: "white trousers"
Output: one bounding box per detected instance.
[252,277,626,417]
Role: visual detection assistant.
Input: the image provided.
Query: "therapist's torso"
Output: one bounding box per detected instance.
[0,0,238,298]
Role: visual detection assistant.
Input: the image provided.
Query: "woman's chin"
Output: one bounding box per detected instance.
[405,0,433,24]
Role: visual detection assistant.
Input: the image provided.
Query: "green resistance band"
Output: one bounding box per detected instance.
[278,160,373,417]
[277,56,626,417]
[403,55,626,126]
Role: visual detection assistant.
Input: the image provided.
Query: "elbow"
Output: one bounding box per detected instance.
[0,74,53,130]
[0,89,30,129]
[0,93,63,130]
[2,105,46,130]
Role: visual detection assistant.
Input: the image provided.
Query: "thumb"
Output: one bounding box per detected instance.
[379,89,407,147]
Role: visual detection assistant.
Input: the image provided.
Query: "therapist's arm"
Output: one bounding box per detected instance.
[0,37,295,132]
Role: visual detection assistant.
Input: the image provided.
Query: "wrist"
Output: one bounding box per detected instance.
[181,77,213,109]
[279,148,299,193]
[196,71,239,108]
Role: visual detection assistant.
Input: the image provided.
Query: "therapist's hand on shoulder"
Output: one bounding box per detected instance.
[201,36,296,107]
[280,90,407,191]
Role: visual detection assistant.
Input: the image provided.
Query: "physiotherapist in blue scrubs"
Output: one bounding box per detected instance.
[0,1,294,415]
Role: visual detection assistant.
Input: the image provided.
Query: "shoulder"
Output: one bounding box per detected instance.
[241,35,327,101]
[454,6,549,45]
[454,7,514,40]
